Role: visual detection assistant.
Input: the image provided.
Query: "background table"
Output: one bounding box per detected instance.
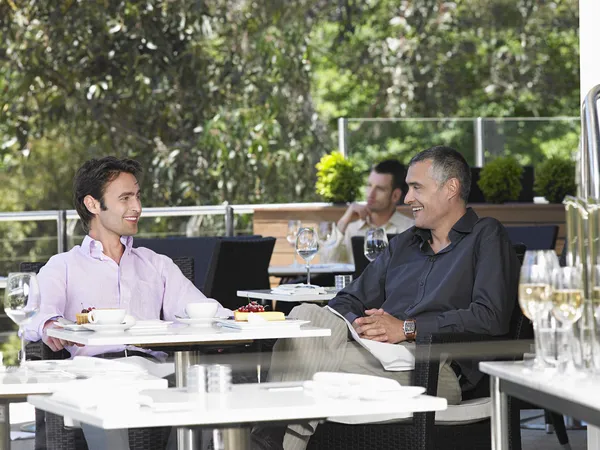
[238,289,337,303]
[480,360,600,450]
[29,382,447,450]
[268,263,354,277]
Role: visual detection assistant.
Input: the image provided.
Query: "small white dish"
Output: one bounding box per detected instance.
[83,320,136,334]
[129,320,173,330]
[55,323,88,332]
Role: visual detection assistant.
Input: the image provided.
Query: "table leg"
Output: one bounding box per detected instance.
[490,376,509,450]
[213,428,251,450]
[175,351,202,450]
[0,400,9,450]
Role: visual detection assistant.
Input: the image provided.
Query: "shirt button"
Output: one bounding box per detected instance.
[419,281,424,286]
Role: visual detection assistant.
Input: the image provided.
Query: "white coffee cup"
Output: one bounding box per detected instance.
[185,303,218,319]
[88,308,127,325]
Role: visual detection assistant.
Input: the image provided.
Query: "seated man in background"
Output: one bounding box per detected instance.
[321,159,414,264]
[24,156,231,450]
[253,146,519,450]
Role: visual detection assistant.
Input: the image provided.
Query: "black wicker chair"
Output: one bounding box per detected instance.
[350,235,398,279]
[22,257,196,450]
[209,237,276,311]
[505,225,559,251]
[307,243,527,450]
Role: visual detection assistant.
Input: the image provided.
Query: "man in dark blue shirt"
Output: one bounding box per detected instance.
[253,146,519,450]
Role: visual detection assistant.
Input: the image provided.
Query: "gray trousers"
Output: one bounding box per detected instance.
[267,304,461,450]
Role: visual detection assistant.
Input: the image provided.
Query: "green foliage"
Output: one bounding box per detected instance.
[478,156,523,203]
[534,157,576,203]
[0,335,20,367]
[315,152,363,203]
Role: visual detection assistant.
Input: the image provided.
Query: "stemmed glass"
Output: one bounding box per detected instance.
[518,250,559,369]
[364,227,388,262]
[296,227,320,285]
[4,272,40,366]
[287,220,302,266]
[550,265,584,374]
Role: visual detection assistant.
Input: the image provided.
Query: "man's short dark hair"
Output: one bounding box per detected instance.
[73,156,143,233]
[409,146,471,203]
[372,159,408,194]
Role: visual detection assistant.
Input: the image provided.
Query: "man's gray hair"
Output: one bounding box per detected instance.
[409,146,472,203]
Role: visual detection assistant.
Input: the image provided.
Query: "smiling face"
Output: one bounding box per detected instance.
[404,160,453,230]
[365,171,402,213]
[84,172,141,239]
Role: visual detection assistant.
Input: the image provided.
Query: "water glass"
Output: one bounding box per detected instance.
[287,220,302,266]
[364,227,388,262]
[334,275,353,291]
[207,364,232,393]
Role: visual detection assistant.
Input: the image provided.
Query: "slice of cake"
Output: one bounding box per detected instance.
[234,310,285,322]
[234,301,285,321]
[76,306,95,325]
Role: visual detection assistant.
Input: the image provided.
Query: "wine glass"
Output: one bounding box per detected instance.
[550,265,584,374]
[364,227,388,262]
[317,221,334,246]
[286,220,302,266]
[4,272,40,366]
[518,250,557,369]
[296,227,319,285]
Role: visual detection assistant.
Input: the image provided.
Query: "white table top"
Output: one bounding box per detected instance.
[47,323,331,347]
[238,289,336,303]
[28,382,447,429]
[480,361,600,415]
[268,263,354,277]
[0,369,166,398]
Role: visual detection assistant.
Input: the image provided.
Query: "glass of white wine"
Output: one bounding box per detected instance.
[286,220,302,266]
[518,251,556,369]
[4,272,40,366]
[551,265,584,374]
[296,227,319,285]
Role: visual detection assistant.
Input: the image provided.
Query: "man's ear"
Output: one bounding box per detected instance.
[83,195,101,215]
[391,187,402,204]
[446,178,460,201]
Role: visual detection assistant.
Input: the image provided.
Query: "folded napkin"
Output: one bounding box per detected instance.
[271,284,327,295]
[303,372,403,401]
[325,306,414,371]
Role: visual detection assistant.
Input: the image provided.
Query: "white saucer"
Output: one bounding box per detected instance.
[83,321,136,334]
[175,317,219,327]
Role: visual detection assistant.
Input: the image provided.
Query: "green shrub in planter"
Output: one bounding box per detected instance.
[534,156,576,204]
[478,156,523,204]
[315,151,363,203]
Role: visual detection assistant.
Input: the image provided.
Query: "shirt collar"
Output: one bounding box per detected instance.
[413,208,479,244]
[81,235,134,260]
[357,210,407,230]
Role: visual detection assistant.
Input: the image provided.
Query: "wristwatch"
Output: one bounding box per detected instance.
[403,319,416,341]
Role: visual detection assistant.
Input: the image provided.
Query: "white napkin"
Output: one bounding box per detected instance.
[115,356,175,379]
[303,372,403,401]
[326,306,415,371]
[271,284,327,295]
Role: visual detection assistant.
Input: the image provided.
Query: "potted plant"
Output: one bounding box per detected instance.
[534,156,576,203]
[478,156,523,203]
[315,151,363,203]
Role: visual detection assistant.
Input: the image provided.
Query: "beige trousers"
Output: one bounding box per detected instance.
[267,304,461,450]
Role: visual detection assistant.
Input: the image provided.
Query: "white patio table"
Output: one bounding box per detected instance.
[237,289,337,303]
[29,382,447,450]
[0,365,166,450]
[46,323,331,450]
[268,263,354,278]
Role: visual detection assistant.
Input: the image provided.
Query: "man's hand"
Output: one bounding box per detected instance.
[352,309,406,344]
[42,320,83,352]
[337,203,372,233]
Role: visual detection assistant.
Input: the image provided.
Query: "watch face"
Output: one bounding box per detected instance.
[404,321,415,334]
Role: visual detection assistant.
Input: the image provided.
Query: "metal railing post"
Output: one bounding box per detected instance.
[338,118,348,157]
[225,205,234,237]
[474,117,484,167]
[57,210,67,253]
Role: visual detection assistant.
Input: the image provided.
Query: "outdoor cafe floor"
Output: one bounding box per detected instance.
[7,405,588,450]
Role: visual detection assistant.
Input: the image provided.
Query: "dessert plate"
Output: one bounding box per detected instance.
[175,317,220,327]
[215,318,310,330]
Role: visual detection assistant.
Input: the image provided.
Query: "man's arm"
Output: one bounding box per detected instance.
[328,241,391,323]
[159,255,232,320]
[415,226,519,336]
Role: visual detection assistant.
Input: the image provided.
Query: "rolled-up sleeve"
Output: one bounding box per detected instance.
[159,255,232,320]
[416,229,518,336]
